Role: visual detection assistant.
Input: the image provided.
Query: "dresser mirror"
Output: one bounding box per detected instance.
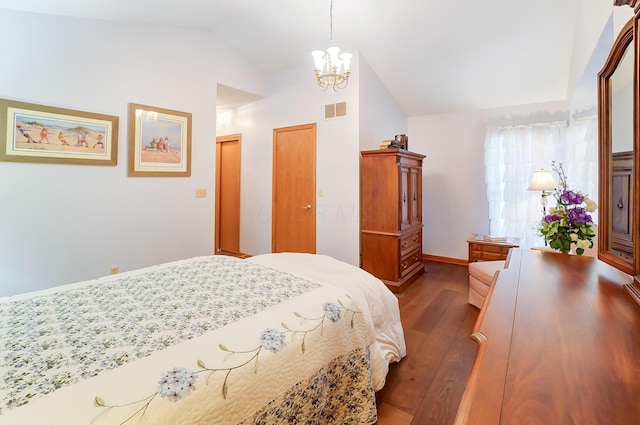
[599,2,640,305]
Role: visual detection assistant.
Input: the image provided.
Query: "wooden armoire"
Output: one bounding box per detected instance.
[360,149,425,292]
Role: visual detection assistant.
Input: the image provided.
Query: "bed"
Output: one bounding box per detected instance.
[0,253,406,424]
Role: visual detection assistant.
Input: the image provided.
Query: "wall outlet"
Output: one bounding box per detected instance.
[195,188,207,198]
[110,266,119,275]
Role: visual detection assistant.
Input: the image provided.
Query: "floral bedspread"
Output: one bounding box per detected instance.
[0,255,378,424]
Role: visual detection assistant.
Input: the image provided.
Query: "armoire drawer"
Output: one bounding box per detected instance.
[400,231,421,257]
[400,248,422,278]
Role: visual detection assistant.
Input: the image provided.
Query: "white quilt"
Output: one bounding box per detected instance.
[246,253,406,389]
[0,254,405,425]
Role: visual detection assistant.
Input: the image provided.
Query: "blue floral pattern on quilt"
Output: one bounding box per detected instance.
[0,256,320,413]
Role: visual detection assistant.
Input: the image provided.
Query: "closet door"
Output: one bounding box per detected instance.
[272,123,317,254]
[215,134,241,255]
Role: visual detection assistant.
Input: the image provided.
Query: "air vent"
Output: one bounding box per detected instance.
[324,102,347,119]
[325,104,335,119]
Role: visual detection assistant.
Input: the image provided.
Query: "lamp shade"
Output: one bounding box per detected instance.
[528,170,556,191]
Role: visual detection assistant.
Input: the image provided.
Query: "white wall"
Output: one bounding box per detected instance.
[216,52,408,266]
[0,10,267,296]
[0,2,622,293]
[409,3,618,262]
[217,55,363,265]
[0,8,408,296]
[358,54,408,150]
[409,101,570,261]
[567,0,621,100]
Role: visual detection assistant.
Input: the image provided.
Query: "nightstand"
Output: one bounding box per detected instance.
[467,233,520,262]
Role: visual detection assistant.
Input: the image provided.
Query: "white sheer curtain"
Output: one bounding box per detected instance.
[484,116,599,248]
[563,115,599,221]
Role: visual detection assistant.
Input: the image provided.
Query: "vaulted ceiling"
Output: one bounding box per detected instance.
[0,0,589,116]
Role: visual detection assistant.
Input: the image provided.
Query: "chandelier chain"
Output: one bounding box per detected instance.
[329,0,333,41]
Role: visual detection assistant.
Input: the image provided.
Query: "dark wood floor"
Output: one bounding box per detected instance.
[375,260,480,425]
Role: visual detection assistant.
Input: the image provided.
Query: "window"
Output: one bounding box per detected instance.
[484,116,597,248]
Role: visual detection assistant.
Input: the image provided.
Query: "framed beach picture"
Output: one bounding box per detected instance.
[0,98,118,165]
[128,103,192,177]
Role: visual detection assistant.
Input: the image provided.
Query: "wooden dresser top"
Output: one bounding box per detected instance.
[456,248,640,424]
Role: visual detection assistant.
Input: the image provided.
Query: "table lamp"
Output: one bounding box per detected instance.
[528,169,557,214]
[528,169,557,246]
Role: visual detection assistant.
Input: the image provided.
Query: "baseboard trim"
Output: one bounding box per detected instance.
[422,253,468,266]
[216,250,252,259]
[219,250,467,265]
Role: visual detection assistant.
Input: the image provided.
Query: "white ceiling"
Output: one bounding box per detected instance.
[0,0,585,116]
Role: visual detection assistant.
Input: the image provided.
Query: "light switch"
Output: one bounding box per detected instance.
[195,188,207,198]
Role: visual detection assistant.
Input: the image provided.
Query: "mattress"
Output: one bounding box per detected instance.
[0,253,405,424]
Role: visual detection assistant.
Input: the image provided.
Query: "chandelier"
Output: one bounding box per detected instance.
[311,0,352,91]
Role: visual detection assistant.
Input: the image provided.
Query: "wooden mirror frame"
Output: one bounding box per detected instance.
[601,0,640,306]
[598,18,637,275]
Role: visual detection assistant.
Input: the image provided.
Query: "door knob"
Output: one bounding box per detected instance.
[302,205,312,210]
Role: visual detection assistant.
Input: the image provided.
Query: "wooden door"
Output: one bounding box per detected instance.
[272,124,316,253]
[215,134,241,255]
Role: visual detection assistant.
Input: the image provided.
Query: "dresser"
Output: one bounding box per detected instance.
[455,248,640,424]
[360,149,425,293]
[466,234,519,262]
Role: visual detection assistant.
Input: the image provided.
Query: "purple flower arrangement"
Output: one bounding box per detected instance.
[538,162,597,255]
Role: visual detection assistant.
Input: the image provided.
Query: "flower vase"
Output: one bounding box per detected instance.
[553,245,579,255]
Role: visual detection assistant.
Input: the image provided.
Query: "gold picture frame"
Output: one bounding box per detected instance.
[128,103,192,177]
[0,98,118,166]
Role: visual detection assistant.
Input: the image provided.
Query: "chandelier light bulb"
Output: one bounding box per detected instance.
[312,50,326,71]
[327,46,341,67]
[340,52,352,72]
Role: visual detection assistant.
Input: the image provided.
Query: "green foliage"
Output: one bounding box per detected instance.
[540,219,596,254]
